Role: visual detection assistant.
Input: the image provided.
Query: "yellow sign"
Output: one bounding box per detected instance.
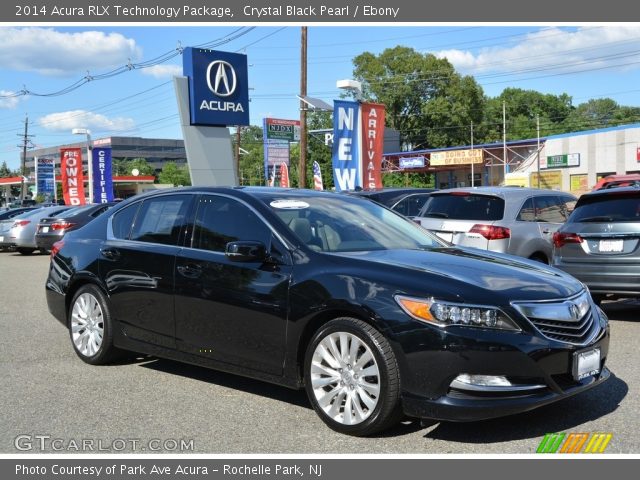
[504,174,529,187]
[570,174,588,191]
[530,170,562,190]
[430,149,484,166]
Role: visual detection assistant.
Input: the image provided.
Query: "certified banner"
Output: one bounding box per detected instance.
[360,102,385,190]
[331,100,360,191]
[92,147,114,203]
[35,157,55,200]
[60,148,86,206]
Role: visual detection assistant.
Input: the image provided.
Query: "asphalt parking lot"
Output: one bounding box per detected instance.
[1,252,638,454]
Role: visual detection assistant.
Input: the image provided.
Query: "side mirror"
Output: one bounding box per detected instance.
[225,241,267,263]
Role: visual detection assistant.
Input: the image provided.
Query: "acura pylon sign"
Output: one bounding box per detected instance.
[183,47,250,126]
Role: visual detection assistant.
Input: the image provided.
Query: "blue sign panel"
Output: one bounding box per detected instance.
[36,157,55,199]
[183,47,250,126]
[331,100,360,191]
[92,147,114,203]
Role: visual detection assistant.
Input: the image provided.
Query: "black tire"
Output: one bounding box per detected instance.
[304,317,403,436]
[528,253,548,264]
[17,247,34,255]
[68,284,124,365]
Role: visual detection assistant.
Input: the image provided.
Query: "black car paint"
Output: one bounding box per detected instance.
[46,187,609,422]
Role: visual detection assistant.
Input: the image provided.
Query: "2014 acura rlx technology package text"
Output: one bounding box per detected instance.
[46,187,610,436]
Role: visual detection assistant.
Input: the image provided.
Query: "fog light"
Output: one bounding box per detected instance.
[455,374,512,387]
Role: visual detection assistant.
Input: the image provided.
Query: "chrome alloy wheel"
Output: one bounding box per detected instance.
[71,293,104,357]
[310,331,381,425]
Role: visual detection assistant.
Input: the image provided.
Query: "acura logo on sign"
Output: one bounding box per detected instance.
[206,60,236,97]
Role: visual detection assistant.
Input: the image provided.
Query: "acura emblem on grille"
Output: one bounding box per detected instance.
[569,303,581,320]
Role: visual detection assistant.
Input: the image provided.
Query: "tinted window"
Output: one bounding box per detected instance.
[422,194,504,221]
[192,195,271,252]
[130,195,192,245]
[393,194,431,217]
[516,198,536,222]
[569,194,640,223]
[534,196,566,223]
[112,203,140,239]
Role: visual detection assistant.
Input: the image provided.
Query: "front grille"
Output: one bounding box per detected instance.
[529,311,595,344]
[513,291,599,346]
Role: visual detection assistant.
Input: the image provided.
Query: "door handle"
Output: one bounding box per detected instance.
[100,248,121,260]
[177,263,203,278]
[542,229,551,234]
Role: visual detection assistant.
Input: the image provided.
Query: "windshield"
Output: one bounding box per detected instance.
[261,194,445,252]
[569,193,640,223]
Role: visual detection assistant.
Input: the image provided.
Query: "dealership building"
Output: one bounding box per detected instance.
[383,123,640,194]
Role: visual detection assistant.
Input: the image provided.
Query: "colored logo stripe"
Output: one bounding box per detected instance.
[537,433,565,453]
[560,433,589,453]
[584,433,613,453]
[537,433,613,453]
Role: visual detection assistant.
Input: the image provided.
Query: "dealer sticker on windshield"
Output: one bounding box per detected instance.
[573,347,601,381]
[270,200,310,210]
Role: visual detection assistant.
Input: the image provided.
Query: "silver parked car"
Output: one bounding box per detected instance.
[552,186,640,302]
[0,205,74,254]
[415,187,577,263]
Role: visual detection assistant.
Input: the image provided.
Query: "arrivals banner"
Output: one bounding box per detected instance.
[35,157,55,200]
[60,148,86,206]
[92,147,114,203]
[360,102,385,190]
[331,100,360,191]
[279,163,290,188]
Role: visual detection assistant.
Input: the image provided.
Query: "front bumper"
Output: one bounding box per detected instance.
[395,309,610,422]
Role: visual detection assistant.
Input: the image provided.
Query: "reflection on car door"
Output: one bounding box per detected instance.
[101,194,194,349]
[174,194,291,376]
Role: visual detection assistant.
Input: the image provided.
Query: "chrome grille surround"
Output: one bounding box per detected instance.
[512,290,599,346]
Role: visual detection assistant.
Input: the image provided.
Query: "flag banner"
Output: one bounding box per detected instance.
[360,102,385,190]
[279,162,290,188]
[263,118,291,181]
[331,100,360,191]
[60,148,86,206]
[92,147,114,203]
[35,157,55,200]
[313,161,324,191]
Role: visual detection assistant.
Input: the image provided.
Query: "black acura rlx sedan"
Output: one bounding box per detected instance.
[46,187,610,436]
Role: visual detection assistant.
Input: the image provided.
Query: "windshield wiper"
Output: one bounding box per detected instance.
[424,212,449,218]
[578,216,615,222]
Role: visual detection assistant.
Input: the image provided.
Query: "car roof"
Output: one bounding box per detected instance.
[430,186,571,200]
[578,185,640,201]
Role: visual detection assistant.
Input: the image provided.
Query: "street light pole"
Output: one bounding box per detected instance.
[72,128,93,204]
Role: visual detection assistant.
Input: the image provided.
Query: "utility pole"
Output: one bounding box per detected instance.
[16,115,34,200]
[235,126,241,183]
[536,114,541,189]
[470,121,474,187]
[299,26,308,189]
[502,101,507,183]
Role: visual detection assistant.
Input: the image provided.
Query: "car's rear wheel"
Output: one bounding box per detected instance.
[304,318,402,436]
[69,285,122,365]
[17,247,34,255]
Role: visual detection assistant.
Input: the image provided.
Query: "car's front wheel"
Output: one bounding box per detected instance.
[69,285,122,365]
[304,318,402,436]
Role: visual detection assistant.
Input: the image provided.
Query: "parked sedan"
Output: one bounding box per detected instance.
[47,187,609,436]
[0,207,39,221]
[35,203,115,252]
[415,187,577,263]
[349,188,435,218]
[2,205,74,254]
[552,186,640,302]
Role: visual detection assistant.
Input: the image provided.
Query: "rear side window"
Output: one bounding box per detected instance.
[130,195,192,245]
[569,194,640,223]
[112,203,139,239]
[534,196,566,223]
[393,194,431,217]
[421,194,504,221]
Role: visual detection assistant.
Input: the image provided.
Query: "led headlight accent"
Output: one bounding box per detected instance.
[395,295,520,331]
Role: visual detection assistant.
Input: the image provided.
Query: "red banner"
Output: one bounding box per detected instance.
[60,148,86,206]
[360,102,385,190]
[279,162,290,188]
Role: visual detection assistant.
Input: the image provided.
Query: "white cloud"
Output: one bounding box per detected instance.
[140,64,182,79]
[0,27,141,76]
[0,90,21,109]
[432,26,640,76]
[38,110,135,131]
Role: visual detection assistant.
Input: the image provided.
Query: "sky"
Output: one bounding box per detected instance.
[2,25,640,169]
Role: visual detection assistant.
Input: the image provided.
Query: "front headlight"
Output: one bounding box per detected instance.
[395,295,521,331]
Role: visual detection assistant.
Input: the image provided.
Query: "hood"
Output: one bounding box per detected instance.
[333,247,583,303]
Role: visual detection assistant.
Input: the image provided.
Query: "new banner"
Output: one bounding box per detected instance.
[92,147,114,203]
[60,148,86,206]
[331,100,360,191]
[35,157,55,200]
[360,102,385,190]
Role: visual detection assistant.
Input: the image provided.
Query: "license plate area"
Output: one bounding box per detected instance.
[598,239,623,252]
[41,226,49,233]
[435,231,453,243]
[573,347,601,381]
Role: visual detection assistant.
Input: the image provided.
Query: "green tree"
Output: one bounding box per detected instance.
[563,98,640,132]
[0,161,14,177]
[352,46,485,149]
[158,162,191,186]
[112,157,155,177]
[234,125,265,186]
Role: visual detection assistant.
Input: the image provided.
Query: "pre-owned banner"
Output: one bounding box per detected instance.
[92,147,114,203]
[331,100,360,191]
[60,148,86,206]
[360,102,385,190]
[35,157,55,200]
